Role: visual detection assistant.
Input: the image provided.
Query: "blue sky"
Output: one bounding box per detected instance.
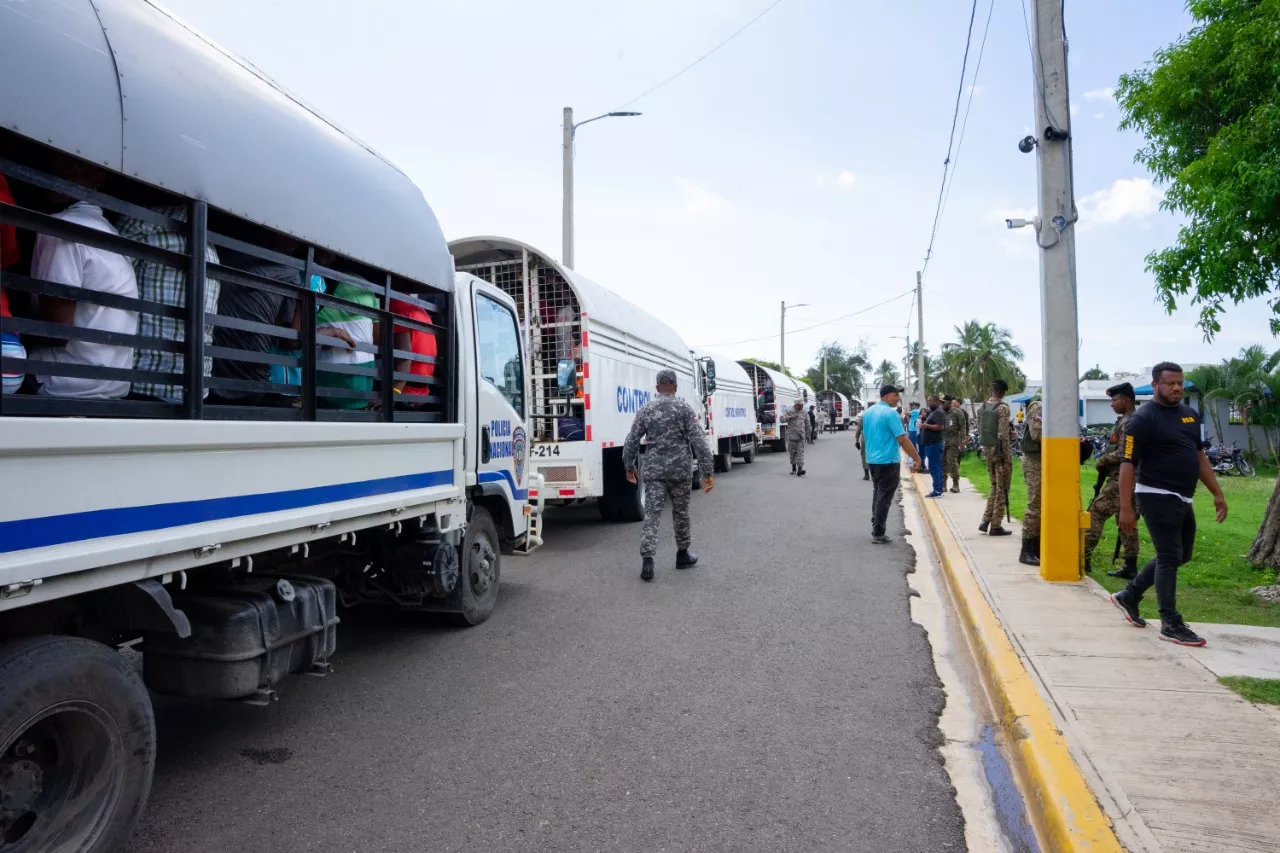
[163,0,1270,384]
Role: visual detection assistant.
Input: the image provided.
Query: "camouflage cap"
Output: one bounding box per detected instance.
[655,369,678,387]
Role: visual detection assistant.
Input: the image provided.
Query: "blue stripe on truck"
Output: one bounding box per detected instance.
[0,469,455,554]
[477,469,528,501]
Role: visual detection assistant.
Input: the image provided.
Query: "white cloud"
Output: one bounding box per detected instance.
[675,177,731,220]
[1070,103,1079,117]
[1092,112,1105,120]
[1083,87,1115,103]
[1078,177,1163,225]
[964,83,986,98]
[835,170,857,188]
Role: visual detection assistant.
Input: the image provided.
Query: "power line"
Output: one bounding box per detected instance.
[937,0,997,228]
[920,0,980,279]
[691,288,915,348]
[613,0,789,111]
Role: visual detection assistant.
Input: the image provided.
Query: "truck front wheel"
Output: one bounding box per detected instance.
[0,635,155,853]
[448,507,502,626]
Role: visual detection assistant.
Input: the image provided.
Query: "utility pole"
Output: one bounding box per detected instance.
[780,300,786,376]
[1031,0,1082,582]
[916,271,925,405]
[562,107,574,268]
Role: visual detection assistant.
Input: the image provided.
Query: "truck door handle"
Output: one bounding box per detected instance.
[481,425,491,463]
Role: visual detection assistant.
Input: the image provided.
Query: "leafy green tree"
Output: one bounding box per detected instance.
[1117,0,1280,337]
[1081,365,1110,381]
[803,340,871,399]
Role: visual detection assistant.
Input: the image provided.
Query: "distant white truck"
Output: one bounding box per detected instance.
[451,238,702,522]
[692,351,758,472]
[738,361,801,451]
[817,389,852,430]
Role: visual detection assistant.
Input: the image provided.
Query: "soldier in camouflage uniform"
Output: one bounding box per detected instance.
[942,396,967,492]
[783,399,807,475]
[623,369,715,581]
[854,411,870,480]
[1085,382,1141,577]
[978,379,1014,536]
[1019,397,1044,565]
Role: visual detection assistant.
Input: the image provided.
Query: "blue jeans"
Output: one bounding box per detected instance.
[910,431,921,457]
[922,443,943,494]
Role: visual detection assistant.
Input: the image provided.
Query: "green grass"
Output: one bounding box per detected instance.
[1219,676,1280,705]
[958,451,1280,627]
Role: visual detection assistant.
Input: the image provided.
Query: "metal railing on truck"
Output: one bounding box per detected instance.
[0,151,453,423]
[460,256,581,443]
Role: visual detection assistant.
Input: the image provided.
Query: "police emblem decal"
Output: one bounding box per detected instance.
[512,427,527,486]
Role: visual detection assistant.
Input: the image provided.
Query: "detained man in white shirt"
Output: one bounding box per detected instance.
[29,186,139,400]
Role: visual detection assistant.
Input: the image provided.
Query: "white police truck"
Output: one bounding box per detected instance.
[451,237,704,522]
[0,2,539,849]
[692,349,759,472]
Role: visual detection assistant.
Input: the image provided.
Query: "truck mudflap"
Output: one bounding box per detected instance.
[513,474,546,554]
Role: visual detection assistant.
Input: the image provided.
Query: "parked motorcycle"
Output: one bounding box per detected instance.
[1205,442,1256,477]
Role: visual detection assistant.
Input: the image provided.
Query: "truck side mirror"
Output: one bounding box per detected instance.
[556,358,576,396]
[706,377,717,394]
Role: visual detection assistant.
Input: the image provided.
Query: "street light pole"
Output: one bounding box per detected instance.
[1030,0,1082,582]
[561,106,642,270]
[916,271,925,406]
[562,107,574,269]
[780,301,808,376]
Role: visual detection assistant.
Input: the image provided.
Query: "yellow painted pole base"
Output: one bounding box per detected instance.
[1041,436,1083,582]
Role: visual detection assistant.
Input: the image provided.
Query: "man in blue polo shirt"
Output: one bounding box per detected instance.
[864,384,924,543]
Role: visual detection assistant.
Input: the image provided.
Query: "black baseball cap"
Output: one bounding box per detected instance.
[880,383,904,397]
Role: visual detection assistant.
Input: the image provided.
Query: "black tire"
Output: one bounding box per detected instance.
[447,507,501,626]
[740,441,756,464]
[0,635,155,853]
[1238,458,1257,477]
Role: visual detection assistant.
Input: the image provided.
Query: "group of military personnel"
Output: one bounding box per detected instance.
[969,378,1142,575]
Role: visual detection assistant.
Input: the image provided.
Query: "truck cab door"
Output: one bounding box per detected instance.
[470,282,530,541]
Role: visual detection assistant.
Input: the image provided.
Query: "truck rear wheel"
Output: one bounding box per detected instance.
[713,448,732,474]
[601,449,645,523]
[740,441,756,464]
[448,507,501,626]
[0,636,155,853]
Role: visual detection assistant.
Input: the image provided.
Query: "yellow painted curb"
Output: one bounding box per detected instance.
[911,473,1124,853]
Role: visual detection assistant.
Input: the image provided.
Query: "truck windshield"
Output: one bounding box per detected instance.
[475,292,523,417]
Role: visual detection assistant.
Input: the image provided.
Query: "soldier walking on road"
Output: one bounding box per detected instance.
[977,379,1014,537]
[1019,396,1044,565]
[623,369,715,582]
[1086,383,1141,577]
[942,396,966,493]
[783,399,807,475]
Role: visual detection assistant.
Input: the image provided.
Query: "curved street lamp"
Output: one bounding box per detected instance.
[562,107,642,269]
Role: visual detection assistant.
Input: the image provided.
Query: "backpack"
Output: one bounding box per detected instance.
[978,402,1001,447]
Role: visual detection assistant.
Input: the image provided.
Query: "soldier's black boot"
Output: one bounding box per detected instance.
[1108,556,1139,580]
[1018,536,1040,566]
[950,479,960,493]
[978,520,990,533]
[676,549,698,569]
[791,463,797,475]
[1084,552,1094,574]
[641,558,654,582]
[862,469,870,481]
[797,468,806,476]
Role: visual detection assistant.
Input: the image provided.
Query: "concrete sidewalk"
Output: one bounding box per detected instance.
[916,474,1280,853]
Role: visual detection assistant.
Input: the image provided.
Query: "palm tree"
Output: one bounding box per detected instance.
[1186,363,1228,443]
[940,321,1026,411]
[874,359,900,387]
[1081,365,1110,380]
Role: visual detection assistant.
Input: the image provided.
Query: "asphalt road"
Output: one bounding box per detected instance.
[126,431,965,853]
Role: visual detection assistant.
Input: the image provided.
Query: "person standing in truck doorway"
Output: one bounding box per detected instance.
[1110,362,1228,647]
[623,369,715,582]
[784,399,808,475]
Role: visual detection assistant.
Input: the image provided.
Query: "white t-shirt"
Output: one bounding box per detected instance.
[30,203,138,399]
